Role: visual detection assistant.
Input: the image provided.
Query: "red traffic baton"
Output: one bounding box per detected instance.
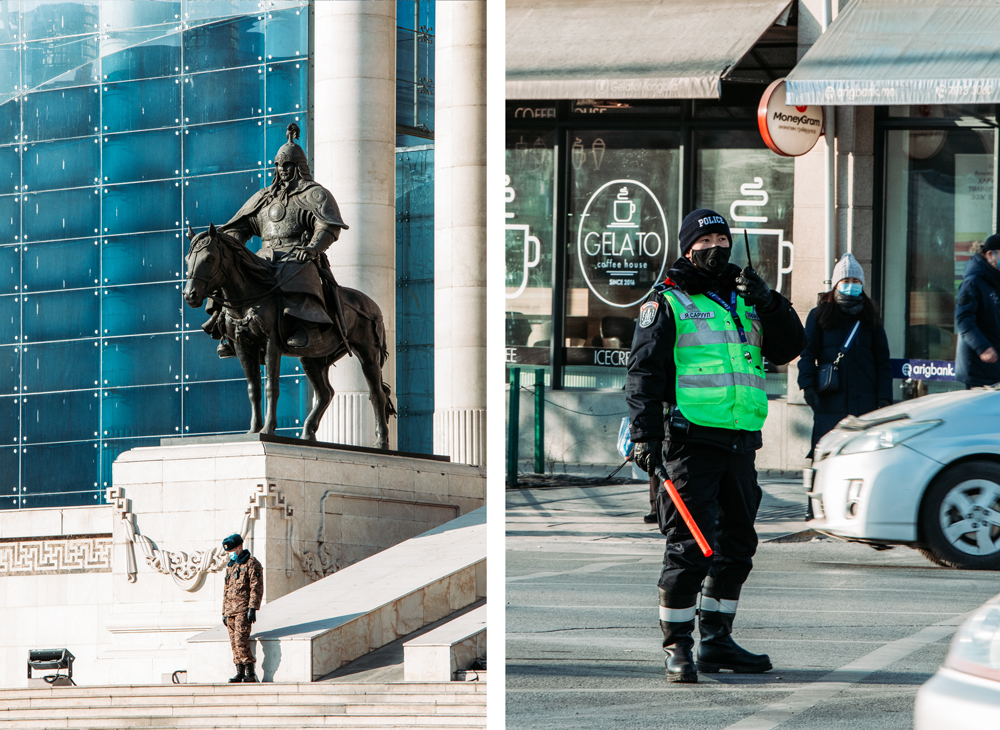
[654,466,713,557]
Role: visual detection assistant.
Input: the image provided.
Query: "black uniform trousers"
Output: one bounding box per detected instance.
[656,441,762,607]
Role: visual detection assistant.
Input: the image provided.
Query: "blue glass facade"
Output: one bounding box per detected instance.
[395,1,434,454]
[0,1,311,508]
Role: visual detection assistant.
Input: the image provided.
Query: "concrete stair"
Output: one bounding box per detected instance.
[404,604,487,681]
[188,507,486,683]
[0,682,486,729]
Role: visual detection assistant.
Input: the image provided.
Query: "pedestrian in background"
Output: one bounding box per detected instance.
[798,253,892,452]
[956,235,1000,389]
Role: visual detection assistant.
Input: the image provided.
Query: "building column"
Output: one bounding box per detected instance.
[434,2,487,466]
[313,2,396,449]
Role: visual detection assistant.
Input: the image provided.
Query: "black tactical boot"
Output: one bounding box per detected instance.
[643,500,657,524]
[217,339,235,358]
[243,663,258,683]
[660,619,697,683]
[697,609,772,673]
[228,663,245,683]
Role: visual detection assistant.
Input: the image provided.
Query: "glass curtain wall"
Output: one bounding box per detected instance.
[394,0,434,454]
[505,98,793,392]
[695,129,794,395]
[883,111,995,396]
[0,0,310,509]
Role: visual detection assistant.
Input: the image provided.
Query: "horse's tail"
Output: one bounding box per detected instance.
[374,313,389,369]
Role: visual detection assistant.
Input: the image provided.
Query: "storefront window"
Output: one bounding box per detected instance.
[564,130,680,388]
[883,127,994,381]
[505,130,555,379]
[695,130,795,395]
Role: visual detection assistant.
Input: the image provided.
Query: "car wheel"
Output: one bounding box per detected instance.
[918,461,1000,570]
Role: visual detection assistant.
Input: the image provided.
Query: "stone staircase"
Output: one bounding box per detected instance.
[0,682,487,729]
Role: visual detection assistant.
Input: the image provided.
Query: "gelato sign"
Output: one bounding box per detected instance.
[757,79,824,157]
[577,179,668,307]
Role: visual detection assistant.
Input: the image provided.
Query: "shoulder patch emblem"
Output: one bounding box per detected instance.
[639,301,659,328]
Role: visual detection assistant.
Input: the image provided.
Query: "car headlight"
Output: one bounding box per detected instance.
[945,595,1000,681]
[839,420,942,455]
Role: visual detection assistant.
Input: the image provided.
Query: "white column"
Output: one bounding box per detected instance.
[434,2,487,466]
[313,2,396,449]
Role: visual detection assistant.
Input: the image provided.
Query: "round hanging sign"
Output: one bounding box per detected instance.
[757,79,824,157]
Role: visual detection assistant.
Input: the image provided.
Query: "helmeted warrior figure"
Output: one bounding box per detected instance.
[206,123,349,354]
[221,533,263,683]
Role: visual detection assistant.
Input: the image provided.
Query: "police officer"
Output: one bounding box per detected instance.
[221,533,263,683]
[626,209,805,683]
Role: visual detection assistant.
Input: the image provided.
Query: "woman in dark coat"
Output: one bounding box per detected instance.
[798,253,893,452]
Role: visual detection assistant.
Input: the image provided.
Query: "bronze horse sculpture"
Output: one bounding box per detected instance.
[182,224,395,448]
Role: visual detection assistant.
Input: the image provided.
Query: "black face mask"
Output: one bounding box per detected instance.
[689,246,731,275]
[834,290,863,315]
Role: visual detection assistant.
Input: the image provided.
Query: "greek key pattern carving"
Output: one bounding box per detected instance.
[106,483,292,592]
[0,536,112,576]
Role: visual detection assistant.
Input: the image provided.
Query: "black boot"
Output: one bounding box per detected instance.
[643,500,657,524]
[217,339,235,358]
[228,663,245,683]
[286,325,309,348]
[660,619,698,683]
[243,663,258,683]
[697,609,772,673]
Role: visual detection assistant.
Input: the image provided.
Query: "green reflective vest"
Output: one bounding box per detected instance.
[661,287,768,431]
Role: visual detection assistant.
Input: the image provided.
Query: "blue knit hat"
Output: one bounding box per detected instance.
[679,209,732,255]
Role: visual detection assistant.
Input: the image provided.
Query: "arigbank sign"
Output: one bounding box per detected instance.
[577,179,669,307]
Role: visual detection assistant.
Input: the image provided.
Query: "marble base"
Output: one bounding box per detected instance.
[403,603,486,681]
[100,438,485,684]
[187,507,486,683]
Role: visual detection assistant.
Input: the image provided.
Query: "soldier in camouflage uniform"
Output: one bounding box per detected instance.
[221,533,263,683]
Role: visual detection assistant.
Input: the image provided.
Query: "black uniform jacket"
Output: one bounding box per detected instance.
[625,258,806,453]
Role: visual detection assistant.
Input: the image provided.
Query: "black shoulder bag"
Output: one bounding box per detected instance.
[815,321,860,394]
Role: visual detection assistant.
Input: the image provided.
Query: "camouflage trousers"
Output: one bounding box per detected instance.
[226,612,255,665]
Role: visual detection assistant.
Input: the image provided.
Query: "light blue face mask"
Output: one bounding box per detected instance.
[837,281,862,297]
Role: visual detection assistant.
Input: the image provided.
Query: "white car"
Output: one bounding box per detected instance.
[915,592,1000,728]
[806,387,1000,569]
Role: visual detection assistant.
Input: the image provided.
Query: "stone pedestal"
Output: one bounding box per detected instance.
[97,435,485,683]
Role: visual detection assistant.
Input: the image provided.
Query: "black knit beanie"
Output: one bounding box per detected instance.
[983,234,1000,253]
[678,209,732,255]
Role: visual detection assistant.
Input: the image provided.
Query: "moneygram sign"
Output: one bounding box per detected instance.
[577,179,669,307]
[758,79,824,157]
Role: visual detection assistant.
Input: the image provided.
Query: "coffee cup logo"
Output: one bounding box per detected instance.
[611,187,637,227]
[577,179,669,308]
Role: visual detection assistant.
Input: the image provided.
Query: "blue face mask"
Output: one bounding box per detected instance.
[837,281,862,297]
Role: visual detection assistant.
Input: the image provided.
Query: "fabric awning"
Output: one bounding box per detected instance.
[506,0,793,100]
[786,0,1000,106]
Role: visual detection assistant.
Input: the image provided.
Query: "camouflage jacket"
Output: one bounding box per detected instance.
[222,552,263,616]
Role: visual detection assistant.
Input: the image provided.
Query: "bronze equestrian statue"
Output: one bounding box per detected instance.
[182,124,395,448]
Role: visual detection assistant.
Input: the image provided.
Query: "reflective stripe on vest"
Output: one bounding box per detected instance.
[661,289,768,431]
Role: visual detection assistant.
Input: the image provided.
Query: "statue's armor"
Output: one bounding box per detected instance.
[221,181,346,327]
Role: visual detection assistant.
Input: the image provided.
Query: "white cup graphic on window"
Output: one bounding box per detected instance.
[506,223,541,299]
[610,187,637,228]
